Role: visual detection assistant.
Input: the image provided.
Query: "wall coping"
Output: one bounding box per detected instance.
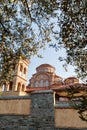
[30,90,53,94]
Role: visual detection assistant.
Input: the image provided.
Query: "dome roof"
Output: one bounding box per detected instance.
[36,64,55,70]
[64,77,79,84]
[64,77,78,81]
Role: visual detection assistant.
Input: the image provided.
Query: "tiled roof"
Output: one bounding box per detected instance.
[26,83,87,93]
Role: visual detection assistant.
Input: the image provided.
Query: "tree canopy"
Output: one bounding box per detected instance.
[60,0,87,81]
[0,0,87,84]
[0,0,87,121]
[66,85,87,122]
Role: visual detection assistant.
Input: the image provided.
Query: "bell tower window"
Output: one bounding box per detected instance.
[22,84,25,91]
[9,81,13,91]
[17,82,21,91]
[24,67,26,78]
[2,83,6,91]
[20,64,23,76]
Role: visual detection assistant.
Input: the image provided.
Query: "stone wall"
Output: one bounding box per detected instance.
[0,92,55,130]
[0,93,87,130]
[28,91,55,130]
[0,115,30,130]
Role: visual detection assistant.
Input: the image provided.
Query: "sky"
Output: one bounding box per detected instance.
[26,6,77,83]
[27,45,77,84]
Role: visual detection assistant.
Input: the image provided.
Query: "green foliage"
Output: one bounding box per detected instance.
[78,97,87,122]
[0,0,60,84]
[0,0,51,84]
[0,0,87,121]
[0,0,86,84]
[57,4,87,123]
[60,0,87,81]
[66,85,87,122]
[49,0,87,81]
[71,96,87,122]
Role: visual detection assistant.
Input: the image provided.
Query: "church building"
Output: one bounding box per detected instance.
[0,57,87,130]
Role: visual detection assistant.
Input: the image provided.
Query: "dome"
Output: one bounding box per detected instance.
[36,64,55,73]
[36,64,55,70]
[64,77,79,85]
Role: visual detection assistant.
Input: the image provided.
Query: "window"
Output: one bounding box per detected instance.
[22,84,25,91]
[24,67,26,78]
[2,83,6,91]
[20,64,23,76]
[9,81,13,91]
[59,97,69,101]
[45,68,48,72]
[35,81,38,87]
[24,68,26,75]
[41,69,44,72]
[17,82,21,91]
[20,64,23,71]
[40,80,44,87]
[45,80,49,87]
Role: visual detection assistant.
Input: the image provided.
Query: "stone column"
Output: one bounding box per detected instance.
[28,90,55,130]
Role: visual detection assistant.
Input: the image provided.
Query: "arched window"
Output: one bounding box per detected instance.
[17,82,21,91]
[9,81,13,91]
[22,84,25,91]
[35,81,38,87]
[24,67,26,78]
[40,80,44,87]
[20,64,23,76]
[24,68,26,75]
[45,80,49,87]
[20,64,23,71]
[2,83,6,91]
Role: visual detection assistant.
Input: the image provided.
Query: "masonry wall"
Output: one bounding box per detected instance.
[0,115,30,130]
[28,91,55,130]
[0,92,55,130]
[0,93,87,130]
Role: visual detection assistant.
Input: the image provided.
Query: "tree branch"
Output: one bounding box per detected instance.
[0,20,10,34]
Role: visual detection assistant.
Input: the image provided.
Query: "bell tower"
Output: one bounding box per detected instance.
[2,57,29,96]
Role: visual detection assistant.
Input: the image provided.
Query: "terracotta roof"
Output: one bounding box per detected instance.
[25,87,50,93]
[64,77,78,81]
[36,64,55,70]
[52,83,87,91]
[25,83,87,93]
